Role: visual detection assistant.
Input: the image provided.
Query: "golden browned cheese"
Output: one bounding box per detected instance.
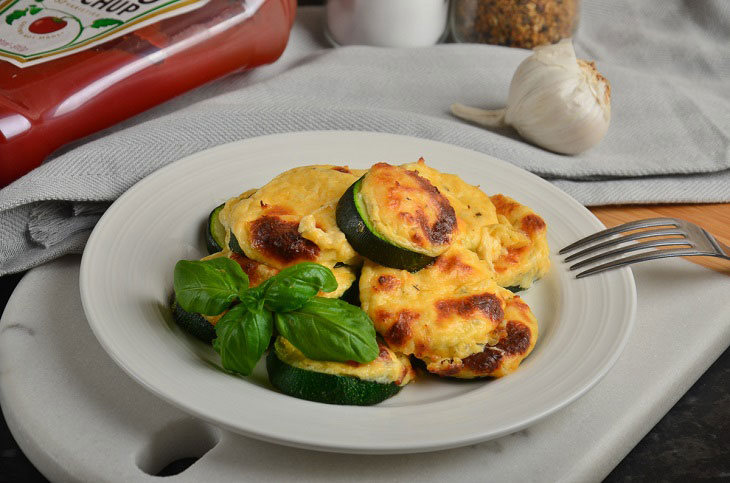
[274,337,415,386]
[398,162,547,289]
[220,165,365,268]
[218,165,365,297]
[358,162,457,256]
[213,160,548,381]
[401,159,498,251]
[476,194,551,289]
[360,245,508,361]
[424,293,538,378]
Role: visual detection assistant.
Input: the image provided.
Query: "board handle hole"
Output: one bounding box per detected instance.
[136,419,221,476]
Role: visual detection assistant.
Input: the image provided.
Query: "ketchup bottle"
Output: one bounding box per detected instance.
[0,0,297,187]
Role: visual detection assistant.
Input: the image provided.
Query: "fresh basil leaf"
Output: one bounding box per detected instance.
[274,297,378,363]
[261,263,338,312]
[173,258,249,315]
[239,286,265,306]
[213,303,273,376]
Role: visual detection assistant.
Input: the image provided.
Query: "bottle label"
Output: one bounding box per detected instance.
[0,0,209,67]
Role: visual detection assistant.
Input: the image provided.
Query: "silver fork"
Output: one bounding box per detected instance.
[560,217,730,278]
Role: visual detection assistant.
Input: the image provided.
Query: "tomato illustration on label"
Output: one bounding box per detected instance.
[28,16,67,34]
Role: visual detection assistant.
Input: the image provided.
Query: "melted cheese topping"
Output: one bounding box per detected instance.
[219,165,365,269]
[360,245,507,360]
[401,159,498,251]
[209,160,549,382]
[328,265,357,299]
[275,337,415,386]
[299,199,360,266]
[478,194,550,288]
[399,162,548,289]
[358,162,457,256]
[423,292,538,379]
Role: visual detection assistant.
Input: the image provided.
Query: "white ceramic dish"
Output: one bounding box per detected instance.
[80,131,636,454]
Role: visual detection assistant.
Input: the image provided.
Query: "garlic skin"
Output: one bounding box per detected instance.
[452,39,611,155]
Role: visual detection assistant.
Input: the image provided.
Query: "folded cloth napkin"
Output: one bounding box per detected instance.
[1,1,729,276]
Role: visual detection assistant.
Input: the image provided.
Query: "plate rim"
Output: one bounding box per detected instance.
[80,130,637,454]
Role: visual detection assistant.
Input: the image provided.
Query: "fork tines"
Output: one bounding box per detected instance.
[560,218,700,278]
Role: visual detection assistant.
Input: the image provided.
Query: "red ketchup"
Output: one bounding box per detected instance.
[0,0,297,187]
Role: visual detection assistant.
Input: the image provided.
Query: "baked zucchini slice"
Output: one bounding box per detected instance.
[205,204,227,254]
[228,232,244,255]
[336,177,435,272]
[205,204,247,256]
[266,337,407,406]
[170,296,216,344]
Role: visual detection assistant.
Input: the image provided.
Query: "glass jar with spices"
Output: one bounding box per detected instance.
[450,0,580,48]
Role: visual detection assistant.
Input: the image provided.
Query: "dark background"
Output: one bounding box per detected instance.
[1,1,729,481]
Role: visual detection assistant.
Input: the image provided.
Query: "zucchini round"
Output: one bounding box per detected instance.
[336,177,434,272]
[205,204,226,254]
[170,296,216,344]
[205,203,246,256]
[266,343,402,406]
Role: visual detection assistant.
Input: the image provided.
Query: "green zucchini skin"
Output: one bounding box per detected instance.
[205,203,245,256]
[170,297,216,344]
[336,178,434,272]
[229,232,244,255]
[266,347,402,406]
[206,204,226,254]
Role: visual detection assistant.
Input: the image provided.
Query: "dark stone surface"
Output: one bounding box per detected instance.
[1,271,47,483]
[605,346,730,482]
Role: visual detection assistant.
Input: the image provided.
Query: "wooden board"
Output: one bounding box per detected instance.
[589,203,730,274]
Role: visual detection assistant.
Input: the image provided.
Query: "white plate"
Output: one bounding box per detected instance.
[80,131,636,454]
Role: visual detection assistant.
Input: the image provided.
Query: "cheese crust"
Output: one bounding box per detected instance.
[360,246,507,360]
[215,159,550,381]
[358,162,457,256]
[401,159,499,251]
[220,165,365,269]
[423,293,538,378]
[218,165,365,297]
[477,194,550,289]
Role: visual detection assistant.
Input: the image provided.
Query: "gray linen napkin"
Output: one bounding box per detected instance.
[1,1,729,276]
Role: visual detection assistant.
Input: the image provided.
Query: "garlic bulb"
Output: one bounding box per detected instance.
[451,39,611,155]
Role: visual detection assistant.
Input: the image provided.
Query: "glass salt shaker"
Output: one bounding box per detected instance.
[325,0,450,47]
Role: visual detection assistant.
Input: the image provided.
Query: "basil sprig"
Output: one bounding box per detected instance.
[173,259,379,376]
